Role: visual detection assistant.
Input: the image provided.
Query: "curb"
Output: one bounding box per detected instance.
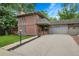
[2,36,39,51]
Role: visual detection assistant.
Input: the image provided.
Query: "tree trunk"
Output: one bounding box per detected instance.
[5,30,8,35]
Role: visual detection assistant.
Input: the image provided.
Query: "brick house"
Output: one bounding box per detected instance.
[17,12,50,35]
[17,12,79,36]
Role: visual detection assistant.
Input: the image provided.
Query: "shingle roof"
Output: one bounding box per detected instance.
[51,19,79,25]
[36,18,51,25]
[17,12,47,18]
[17,12,50,25]
[17,12,79,25]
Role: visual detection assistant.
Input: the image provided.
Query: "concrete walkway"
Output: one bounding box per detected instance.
[9,34,79,56]
[2,36,38,50]
[0,48,18,56]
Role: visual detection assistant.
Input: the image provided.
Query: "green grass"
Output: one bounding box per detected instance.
[0,35,31,47]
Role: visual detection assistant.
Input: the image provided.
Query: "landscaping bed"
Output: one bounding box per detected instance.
[0,35,31,47]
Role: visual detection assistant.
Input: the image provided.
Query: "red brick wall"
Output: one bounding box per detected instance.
[25,15,39,35]
[26,25,38,35]
[25,15,39,25]
[18,14,40,35]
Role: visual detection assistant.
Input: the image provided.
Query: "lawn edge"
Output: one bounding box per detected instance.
[2,36,38,50]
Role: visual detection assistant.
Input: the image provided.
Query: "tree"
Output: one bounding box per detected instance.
[38,10,57,21]
[38,10,48,17]
[58,3,79,19]
[48,17,57,21]
[0,5,17,35]
[76,13,79,18]
[14,3,35,14]
[0,3,35,35]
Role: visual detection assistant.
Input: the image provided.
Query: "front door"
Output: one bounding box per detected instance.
[38,25,49,35]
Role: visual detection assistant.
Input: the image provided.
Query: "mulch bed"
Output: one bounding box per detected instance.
[72,36,79,45]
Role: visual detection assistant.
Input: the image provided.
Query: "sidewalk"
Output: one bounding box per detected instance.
[2,36,38,50]
[0,48,18,56]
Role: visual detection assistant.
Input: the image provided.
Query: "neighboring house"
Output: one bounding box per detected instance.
[17,12,79,36]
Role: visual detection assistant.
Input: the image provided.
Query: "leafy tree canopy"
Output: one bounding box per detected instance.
[0,3,35,35]
[58,3,79,20]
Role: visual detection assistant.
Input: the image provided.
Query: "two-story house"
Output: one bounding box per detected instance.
[17,12,50,35]
[17,12,79,36]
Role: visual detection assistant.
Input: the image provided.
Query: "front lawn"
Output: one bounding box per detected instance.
[0,35,31,47]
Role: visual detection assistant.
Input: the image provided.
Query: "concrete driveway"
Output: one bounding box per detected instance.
[10,34,79,56]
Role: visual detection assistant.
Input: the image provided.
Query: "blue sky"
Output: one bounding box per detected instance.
[35,3,62,19]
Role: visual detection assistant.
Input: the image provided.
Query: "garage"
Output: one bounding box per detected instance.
[49,25,68,34]
[49,20,79,35]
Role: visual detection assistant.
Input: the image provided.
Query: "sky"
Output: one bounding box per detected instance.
[35,3,62,19]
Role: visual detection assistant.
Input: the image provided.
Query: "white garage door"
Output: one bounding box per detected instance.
[49,26,68,34]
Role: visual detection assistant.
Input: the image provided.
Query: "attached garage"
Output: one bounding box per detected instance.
[49,20,79,35]
[49,25,68,34]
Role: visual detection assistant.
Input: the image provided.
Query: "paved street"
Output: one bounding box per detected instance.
[10,34,79,56]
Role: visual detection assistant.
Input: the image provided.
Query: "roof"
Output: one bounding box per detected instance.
[36,18,51,25]
[17,12,79,25]
[51,19,79,25]
[17,12,50,25]
[17,12,47,19]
